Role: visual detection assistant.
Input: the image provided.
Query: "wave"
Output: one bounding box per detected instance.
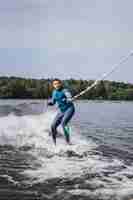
[0,110,133,199]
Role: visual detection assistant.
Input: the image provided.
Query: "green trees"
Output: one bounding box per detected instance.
[0,76,133,100]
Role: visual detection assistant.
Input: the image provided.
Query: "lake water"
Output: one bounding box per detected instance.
[0,100,133,200]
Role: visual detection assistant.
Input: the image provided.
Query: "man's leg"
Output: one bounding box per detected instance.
[61,106,75,144]
[51,112,63,145]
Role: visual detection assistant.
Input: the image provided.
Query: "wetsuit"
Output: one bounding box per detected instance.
[48,88,75,144]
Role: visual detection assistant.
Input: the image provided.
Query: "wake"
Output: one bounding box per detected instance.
[1,110,133,199]
[0,110,96,155]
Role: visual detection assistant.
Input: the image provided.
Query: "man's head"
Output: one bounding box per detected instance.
[52,79,63,90]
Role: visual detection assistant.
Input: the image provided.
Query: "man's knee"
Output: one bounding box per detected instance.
[61,120,66,129]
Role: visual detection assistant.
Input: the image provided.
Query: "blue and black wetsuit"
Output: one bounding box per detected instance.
[48,88,75,144]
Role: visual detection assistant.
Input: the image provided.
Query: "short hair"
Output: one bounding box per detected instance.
[52,79,62,83]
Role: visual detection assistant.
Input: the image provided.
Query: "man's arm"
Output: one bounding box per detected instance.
[47,92,56,106]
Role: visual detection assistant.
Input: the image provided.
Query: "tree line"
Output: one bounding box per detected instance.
[0,76,133,100]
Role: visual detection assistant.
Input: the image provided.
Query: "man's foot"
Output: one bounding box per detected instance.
[52,135,56,145]
[65,134,70,144]
[68,141,73,145]
[53,139,56,145]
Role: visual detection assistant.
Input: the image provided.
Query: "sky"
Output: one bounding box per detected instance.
[0,0,133,82]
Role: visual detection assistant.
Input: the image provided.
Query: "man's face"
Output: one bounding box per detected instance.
[53,81,62,90]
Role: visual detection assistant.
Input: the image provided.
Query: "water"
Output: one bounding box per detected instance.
[0,100,133,200]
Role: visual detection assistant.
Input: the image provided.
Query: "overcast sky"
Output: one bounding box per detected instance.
[0,0,133,82]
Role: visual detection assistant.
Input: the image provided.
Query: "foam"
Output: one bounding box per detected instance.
[0,111,55,147]
[1,111,133,199]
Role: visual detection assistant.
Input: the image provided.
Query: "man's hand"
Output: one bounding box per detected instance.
[47,101,54,106]
[67,98,72,103]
